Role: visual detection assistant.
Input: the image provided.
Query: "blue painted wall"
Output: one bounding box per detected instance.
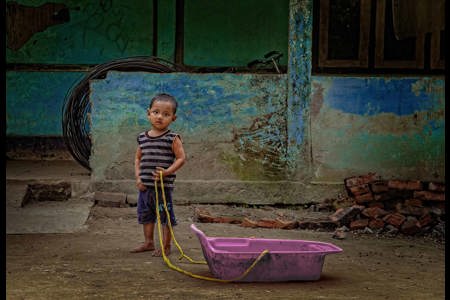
[90,72,288,181]
[89,72,445,184]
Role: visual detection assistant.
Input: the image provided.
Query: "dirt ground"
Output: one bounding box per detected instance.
[6,203,445,300]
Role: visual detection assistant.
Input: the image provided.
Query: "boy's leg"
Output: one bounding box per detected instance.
[131,189,156,253]
[163,225,171,253]
[130,222,155,253]
[152,225,171,256]
[144,222,156,247]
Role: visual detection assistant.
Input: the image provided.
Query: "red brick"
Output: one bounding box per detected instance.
[368,218,385,229]
[413,191,445,201]
[383,213,406,228]
[240,217,258,228]
[329,205,364,225]
[397,205,426,217]
[428,182,445,192]
[367,201,385,209]
[388,180,423,191]
[349,184,371,196]
[404,198,423,207]
[373,193,393,202]
[350,218,369,230]
[362,207,389,219]
[370,180,389,194]
[215,216,242,224]
[400,217,421,235]
[256,218,298,230]
[344,173,379,187]
[195,211,242,224]
[354,192,374,204]
[418,213,435,227]
[275,218,299,230]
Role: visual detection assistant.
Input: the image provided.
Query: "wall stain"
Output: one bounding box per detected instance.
[311,82,324,117]
[232,110,288,179]
[6,1,71,50]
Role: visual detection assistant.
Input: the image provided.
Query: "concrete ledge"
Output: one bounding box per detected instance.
[93,180,345,205]
[7,178,92,199]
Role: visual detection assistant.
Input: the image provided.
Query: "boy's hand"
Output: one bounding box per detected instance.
[136,179,147,191]
[152,167,166,181]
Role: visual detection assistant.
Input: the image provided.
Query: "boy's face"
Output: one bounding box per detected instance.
[147,100,177,131]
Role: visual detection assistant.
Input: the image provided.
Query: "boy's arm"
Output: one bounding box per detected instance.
[135,146,146,190]
[156,136,186,177]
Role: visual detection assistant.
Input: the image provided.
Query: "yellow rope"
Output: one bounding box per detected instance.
[157,174,206,265]
[154,171,269,282]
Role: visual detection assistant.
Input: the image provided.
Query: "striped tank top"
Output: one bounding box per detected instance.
[137,130,180,188]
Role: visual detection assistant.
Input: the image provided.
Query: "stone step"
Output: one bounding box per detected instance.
[6,159,94,234]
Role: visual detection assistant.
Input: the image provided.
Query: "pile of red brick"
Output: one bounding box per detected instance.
[330,173,445,237]
[192,173,445,240]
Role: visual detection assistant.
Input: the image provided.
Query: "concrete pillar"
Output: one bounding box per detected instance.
[287,0,313,174]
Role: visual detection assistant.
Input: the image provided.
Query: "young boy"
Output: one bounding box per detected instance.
[131,93,186,256]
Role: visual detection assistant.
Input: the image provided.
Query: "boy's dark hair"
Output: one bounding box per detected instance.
[149,93,178,113]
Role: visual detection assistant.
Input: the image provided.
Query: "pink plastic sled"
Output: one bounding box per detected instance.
[191,224,343,282]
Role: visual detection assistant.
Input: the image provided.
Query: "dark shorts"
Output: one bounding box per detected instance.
[137,187,177,226]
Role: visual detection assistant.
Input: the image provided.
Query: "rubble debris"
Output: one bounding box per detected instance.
[24,182,71,204]
[190,173,444,242]
[338,173,445,241]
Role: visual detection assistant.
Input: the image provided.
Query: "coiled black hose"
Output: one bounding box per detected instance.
[62,56,185,171]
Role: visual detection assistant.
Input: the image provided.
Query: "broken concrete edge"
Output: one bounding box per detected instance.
[93,191,128,208]
[92,179,345,205]
[7,178,93,198]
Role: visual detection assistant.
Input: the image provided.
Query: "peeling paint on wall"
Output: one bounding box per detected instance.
[90,72,288,181]
[324,77,435,116]
[6,1,71,50]
[232,110,287,179]
[6,0,153,64]
[311,76,445,182]
[287,0,313,171]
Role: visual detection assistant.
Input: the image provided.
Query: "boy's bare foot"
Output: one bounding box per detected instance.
[130,243,155,253]
[152,247,171,257]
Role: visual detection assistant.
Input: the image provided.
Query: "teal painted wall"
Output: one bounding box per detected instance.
[184,0,289,66]
[6,0,153,64]
[6,0,289,66]
[6,71,85,136]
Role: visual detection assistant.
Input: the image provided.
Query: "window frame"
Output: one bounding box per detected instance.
[313,0,445,75]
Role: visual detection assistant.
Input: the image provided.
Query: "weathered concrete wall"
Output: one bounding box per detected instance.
[90,72,288,181]
[89,72,444,204]
[7,0,445,205]
[89,71,332,204]
[310,76,445,182]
